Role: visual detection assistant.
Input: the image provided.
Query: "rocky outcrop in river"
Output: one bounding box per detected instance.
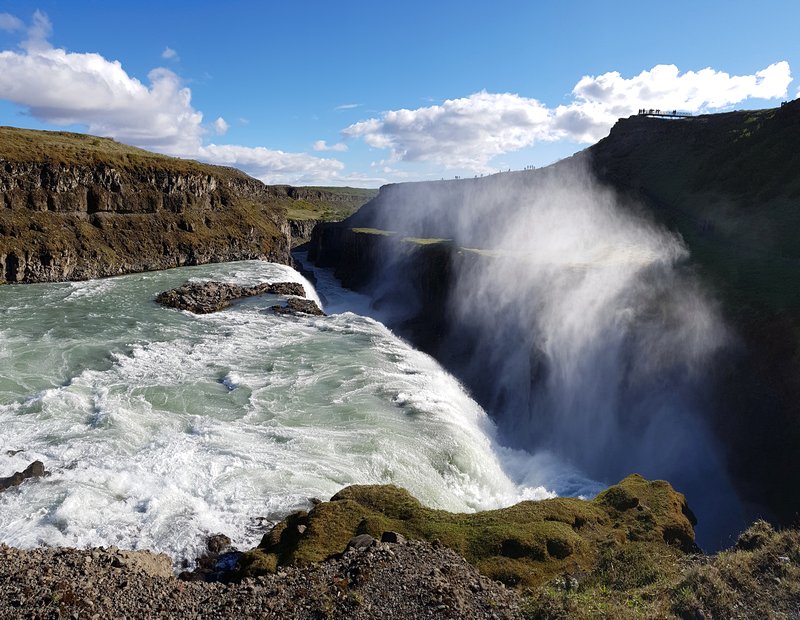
[156,280,306,313]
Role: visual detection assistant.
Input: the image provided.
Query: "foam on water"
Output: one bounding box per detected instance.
[0,260,587,565]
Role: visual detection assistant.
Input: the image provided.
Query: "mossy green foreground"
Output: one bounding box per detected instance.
[237,477,800,618]
[238,474,696,589]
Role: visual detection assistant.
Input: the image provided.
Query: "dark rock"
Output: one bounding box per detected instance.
[266,281,304,297]
[288,219,320,246]
[206,534,232,555]
[271,297,325,316]
[0,461,46,492]
[157,280,306,314]
[346,534,376,551]
[178,534,242,583]
[381,531,407,544]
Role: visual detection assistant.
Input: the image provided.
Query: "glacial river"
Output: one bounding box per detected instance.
[0,259,596,565]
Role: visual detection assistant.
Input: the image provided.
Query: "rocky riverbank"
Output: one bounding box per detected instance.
[1,476,798,619]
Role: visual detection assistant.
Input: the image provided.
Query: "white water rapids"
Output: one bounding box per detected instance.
[0,259,598,565]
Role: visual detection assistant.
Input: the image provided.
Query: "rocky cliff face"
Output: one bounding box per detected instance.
[0,127,296,283]
[587,101,800,527]
[288,218,320,245]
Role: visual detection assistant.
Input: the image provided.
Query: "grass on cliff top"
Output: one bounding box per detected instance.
[350,227,395,236]
[401,236,452,245]
[286,201,363,222]
[0,126,247,179]
[237,474,696,591]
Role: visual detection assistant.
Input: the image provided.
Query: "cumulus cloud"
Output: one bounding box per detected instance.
[344,62,793,170]
[198,144,345,185]
[161,46,178,61]
[558,61,792,141]
[344,91,552,170]
[0,18,203,154]
[213,116,229,135]
[0,12,345,185]
[23,9,51,52]
[0,13,23,32]
[313,139,348,152]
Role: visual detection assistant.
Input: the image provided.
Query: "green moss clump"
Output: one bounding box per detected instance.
[239,475,698,590]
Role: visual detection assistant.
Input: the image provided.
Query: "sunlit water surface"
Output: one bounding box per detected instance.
[0,259,598,565]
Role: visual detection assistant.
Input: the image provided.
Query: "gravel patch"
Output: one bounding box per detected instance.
[0,539,521,619]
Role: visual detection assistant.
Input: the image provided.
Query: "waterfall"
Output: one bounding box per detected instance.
[361,162,748,548]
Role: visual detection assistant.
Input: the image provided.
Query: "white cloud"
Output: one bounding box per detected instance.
[23,10,51,52]
[198,144,346,185]
[213,116,229,135]
[558,61,792,142]
[335,103,361,111]
[313,139,348,152]
[161,46,178,61]
[344,62,793,170]
[0,23,203,154]
[0,13,23,32]
[0,12,345,186]
[343,91,552,170]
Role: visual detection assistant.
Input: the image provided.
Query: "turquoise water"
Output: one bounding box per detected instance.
[0,260,592,565]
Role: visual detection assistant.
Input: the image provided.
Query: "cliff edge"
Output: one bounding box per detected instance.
[0,127,372,282]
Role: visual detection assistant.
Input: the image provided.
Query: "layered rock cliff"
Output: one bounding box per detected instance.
[587,100,800,529]
[0,127,374,283]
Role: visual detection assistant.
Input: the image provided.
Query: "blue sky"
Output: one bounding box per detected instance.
[0,1,797,187]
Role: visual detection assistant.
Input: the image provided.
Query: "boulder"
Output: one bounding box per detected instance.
[0,461,46,492]
[271,297,325,316]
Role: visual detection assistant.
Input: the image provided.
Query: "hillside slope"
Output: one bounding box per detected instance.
[0,126,372,282]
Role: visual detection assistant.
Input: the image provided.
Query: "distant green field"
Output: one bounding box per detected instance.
[286,187,378,222]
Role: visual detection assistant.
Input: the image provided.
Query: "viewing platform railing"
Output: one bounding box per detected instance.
[637,109,693,118]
